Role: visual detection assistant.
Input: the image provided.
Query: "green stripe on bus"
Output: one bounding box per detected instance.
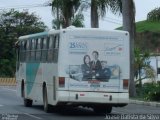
[26,63,40,95]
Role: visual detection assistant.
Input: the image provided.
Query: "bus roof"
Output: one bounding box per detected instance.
[18,27,128,41]
[18,31,49,41]
[48,27,128,35]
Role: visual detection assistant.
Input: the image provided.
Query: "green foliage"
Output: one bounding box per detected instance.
[51,0,122,28]
[136,82,160,101]
[143,82,160,101]
[147,7,160,22]
[52,0,81,28]
[71,14,84,27]
[0,59,16,77]
[52,18,63,29]
[92,0,122,17]
[89,0,122,27]
[0,9,47,36]
[52,13,85,29]
[0,9,47,77]
[134,47,155,87]
[107,0,122,14]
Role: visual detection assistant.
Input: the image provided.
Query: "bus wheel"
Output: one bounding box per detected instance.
[94,105,112,114]
[43,87,52,113]
[22,82,33,107]
[106,106,112,114]
[21,81,25,98]
[24,98,33,107]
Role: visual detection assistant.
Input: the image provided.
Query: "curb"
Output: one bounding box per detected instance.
[129,99,160,107]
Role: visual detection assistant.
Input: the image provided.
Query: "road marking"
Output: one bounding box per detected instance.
[24,113,42,120]
[112,110,130,114]
[0,104,4,107]
[3,88,16,92]
[112,110,123,114]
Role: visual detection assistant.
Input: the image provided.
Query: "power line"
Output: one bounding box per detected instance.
[101,18,122,25]
[84,12,122,25]
[105,16,122,23]
[0,3,51,10]
[0,2,122,25]
[101,16,122,25]
[84,11,122,23]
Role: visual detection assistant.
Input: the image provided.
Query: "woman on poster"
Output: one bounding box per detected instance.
[81,55,92,81]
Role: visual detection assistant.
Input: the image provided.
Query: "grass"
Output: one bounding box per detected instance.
[116,20,160,33]
[136,20,160,33]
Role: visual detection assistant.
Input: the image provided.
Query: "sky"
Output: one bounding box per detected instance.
[0,0,160,30]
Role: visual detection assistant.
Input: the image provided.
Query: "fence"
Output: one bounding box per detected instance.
[0,78,16,86]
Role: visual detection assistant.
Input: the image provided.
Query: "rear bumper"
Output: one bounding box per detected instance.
[57,91,129,105]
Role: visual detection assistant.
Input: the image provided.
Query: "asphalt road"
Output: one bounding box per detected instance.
[0,86,160,120]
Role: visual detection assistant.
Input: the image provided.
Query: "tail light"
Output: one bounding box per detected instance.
[123,79,129,89]
[59,77,65,87]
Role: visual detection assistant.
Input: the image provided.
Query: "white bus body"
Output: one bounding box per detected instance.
[16,28,130,113]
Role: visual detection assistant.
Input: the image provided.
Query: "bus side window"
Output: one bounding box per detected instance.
[19,41,23,62]
[36,38,41,62]
[47,36,54,62]
[53,35,59,63]
[26,40,31,62]
[30,39,35,62]
[23,40,27,62]
[16,42,20,71]
[41,37,47,62]
[54,35,59,49]
[40,38,44,62]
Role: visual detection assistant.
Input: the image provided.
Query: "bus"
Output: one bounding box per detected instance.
[15,27,130,114]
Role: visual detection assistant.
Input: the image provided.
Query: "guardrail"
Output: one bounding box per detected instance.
[0,78,16,86]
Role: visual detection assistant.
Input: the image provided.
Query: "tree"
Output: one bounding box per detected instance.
[51,0,122,28]
[52,13,84,29]
[51,0,82,28]
[147,7,160,21]
[0,9,47,77]
[90,0,122,28]
[134,47,155,87]
[121,0,136,97]
[90,0,99,28]
[71,14,85,27]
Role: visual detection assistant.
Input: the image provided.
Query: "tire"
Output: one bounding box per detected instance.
[106,106,112,114]
[24,98,33,107]
[43,87,52,113]
[22,83,33,107]
[94,105,112,114]
[21,82,25,98]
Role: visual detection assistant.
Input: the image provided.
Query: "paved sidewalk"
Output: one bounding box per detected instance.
[130,99,160,107]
